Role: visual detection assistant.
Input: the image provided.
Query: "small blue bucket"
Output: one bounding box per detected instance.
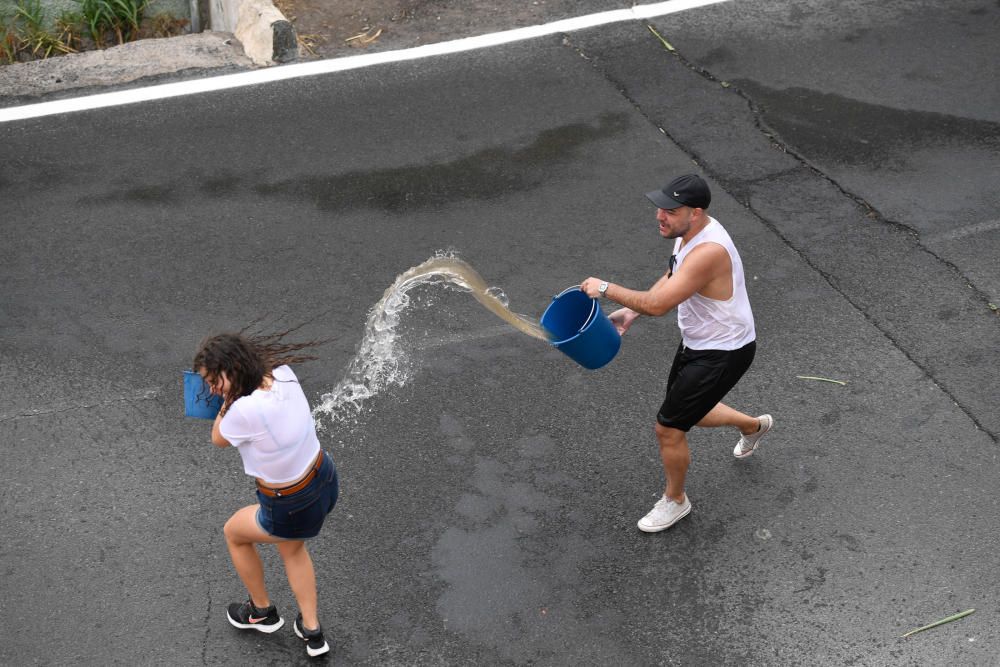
[541,287,622,370]
[183,370,223,419]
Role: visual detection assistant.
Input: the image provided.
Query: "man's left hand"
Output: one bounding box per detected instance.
[580,277,604,298]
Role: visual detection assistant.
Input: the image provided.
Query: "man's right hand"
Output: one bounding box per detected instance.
[608,308,640,335]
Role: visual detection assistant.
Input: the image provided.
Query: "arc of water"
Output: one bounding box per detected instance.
[312,253,548,427]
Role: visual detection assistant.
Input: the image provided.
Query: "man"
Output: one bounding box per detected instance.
[581,173,773,533]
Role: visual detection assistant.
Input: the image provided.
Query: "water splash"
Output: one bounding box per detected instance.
[313,253,548,427]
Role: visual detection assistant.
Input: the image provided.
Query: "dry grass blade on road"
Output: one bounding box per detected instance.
[901,609,975,638]
[796,375,848,385]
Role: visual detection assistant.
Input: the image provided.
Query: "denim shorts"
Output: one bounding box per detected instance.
[256,452,339,540]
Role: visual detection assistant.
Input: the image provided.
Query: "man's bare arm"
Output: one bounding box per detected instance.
[582,243,728,316]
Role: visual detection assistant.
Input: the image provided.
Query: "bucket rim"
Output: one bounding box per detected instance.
[542,286,598,345]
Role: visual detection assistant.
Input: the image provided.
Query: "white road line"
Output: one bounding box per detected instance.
[923,219,1000,243]
[0,0,732,124]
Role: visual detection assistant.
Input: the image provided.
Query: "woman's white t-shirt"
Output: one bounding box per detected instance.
[219,365,321,484]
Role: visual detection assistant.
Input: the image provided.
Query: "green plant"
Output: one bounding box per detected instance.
[12,0,75,59]
[13,0,45,31]
[77,0,107,46]
[55,10,84,52]
[105,0,146,41]
[76,0,147,46]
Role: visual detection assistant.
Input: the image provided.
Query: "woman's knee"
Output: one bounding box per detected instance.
[276,540,306,560]
[223,506,259,545]
[222,516,241,544]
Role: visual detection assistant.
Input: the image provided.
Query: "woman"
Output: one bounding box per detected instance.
[193,330,337,658]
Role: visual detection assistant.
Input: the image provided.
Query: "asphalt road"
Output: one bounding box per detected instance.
[2,1,998,664]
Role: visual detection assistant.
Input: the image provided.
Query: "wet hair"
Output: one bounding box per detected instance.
[192,327,327,412]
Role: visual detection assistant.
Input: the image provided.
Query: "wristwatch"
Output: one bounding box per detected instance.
[598,281,609,296]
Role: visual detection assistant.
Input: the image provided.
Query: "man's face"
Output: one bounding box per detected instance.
[657,205,697,239]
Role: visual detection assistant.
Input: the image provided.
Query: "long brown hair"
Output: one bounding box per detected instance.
[192,327,328,412]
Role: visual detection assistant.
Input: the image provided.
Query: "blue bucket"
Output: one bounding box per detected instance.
[183,370,223,419]
[540,287,622,370]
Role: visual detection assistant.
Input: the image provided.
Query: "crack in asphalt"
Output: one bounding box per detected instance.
[734,204,999,445]
[202,584,212,665]
[726,89,998,314]
[640,36,998,312]
[563,29,998,444]
[0,388,161,423]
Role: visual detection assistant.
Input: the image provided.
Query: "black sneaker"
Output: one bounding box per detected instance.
[226,598,284,633]
[294,613,331,657]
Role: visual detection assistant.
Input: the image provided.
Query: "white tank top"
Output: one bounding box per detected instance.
[673,217,756,351]
[218,365,322,484]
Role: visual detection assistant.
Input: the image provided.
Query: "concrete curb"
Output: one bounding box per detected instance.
[0,32,254,104]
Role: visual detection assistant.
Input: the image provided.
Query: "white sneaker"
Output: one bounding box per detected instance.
[637,494,691,533]
[734,414,773,459]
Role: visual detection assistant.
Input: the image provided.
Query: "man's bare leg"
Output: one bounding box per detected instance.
[696,402,760,434]
[654,422,690,503]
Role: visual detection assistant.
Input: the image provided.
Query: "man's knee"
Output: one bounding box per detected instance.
[654,422,686,447]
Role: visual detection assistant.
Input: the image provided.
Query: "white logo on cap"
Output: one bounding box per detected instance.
[673,192,680,197]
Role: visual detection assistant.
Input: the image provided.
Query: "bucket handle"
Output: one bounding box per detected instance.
[553,285,598,329]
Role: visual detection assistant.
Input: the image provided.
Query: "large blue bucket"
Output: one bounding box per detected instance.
[183,370,223,419]
[540,287,621,370]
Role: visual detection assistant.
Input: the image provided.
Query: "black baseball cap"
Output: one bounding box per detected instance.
[645,174,711,210]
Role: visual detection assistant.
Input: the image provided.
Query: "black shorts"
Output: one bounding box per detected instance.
[657,341,756,432]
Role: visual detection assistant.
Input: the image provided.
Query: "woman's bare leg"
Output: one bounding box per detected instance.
[223,505,285,607]
[276,541,320,630]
